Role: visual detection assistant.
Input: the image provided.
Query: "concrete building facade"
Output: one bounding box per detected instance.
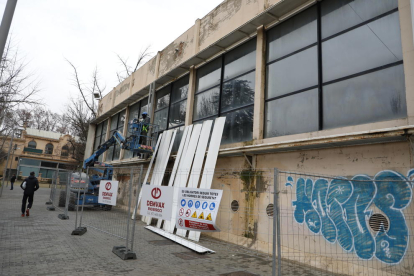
[86,0,414,274]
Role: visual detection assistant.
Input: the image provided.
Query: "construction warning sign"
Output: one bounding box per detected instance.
[98,181,119,206]
[175,187,223,232]
[140,186,173,220]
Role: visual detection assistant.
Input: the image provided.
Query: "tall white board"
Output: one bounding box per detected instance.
[188,117,225,241]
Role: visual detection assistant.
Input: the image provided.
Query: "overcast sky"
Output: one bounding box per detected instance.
[0,0,223,113]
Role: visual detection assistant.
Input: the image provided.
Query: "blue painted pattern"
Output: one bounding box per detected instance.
[286,170,413,264]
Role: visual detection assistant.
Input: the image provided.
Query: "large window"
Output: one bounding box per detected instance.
[124,97,149,159]
[264,0,405,138]
[93,120,108,162]
[106,110,126,161]
[152,75,189,152]
[193,38,256,144]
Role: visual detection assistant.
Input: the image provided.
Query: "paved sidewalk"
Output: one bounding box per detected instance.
[0,188,336,276]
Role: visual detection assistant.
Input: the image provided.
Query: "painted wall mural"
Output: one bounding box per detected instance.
[285,169,414,265]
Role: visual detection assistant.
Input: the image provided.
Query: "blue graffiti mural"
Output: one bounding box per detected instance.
[286,170,413,264]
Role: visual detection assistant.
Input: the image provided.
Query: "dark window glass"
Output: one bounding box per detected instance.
[171,126,185,153]
[265,89,319,138]
[105,146,114,162]
[45,143,53,155]
[171,76,189,103]
[323,65,406,129]
[129,102,140,121]
[169,100,187,128]
[322,12,402,83]
[267,6,317,62]
[113,145,121,160]
[94,137,100,151]
[224,39,256,80]
[156,86,171,110]
[193,87,220,121]
[96,123,102,137]
[321,0,398,39]
[110,113,119,131]
[221,71,255,112]
[20,158,41,166]
[222,106,254,144]
[196,58,221,92]
[41,161,57,168]
[101,120,108,136]
[266,46,317,99]
[154,108,169,131]
[112,110,126,161]
[140,98,149,115]
[28,141,37,149]
[117,110,126,134]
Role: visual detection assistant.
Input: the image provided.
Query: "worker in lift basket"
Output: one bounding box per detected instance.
[139,111,150,148]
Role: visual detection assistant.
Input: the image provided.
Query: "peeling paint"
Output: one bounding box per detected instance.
[199,0,243,46]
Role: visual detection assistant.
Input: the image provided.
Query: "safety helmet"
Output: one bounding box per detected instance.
[142,112,148,115]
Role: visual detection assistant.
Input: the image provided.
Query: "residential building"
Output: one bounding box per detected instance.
[0,128,78,180]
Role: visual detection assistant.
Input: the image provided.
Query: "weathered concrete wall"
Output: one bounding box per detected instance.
[199,0,268,51]
[131,56,158,96]
[98,90,115,117]
[158,26,195,78]
[205,141,414,275]
[113,76,132,107]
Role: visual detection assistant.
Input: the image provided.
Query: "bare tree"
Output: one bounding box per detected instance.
[116,45,152,82]
[66,60,105,118]
[0,39,40,167]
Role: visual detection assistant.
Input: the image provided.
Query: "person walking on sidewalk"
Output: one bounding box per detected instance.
[10,174,16,190]
[20,172,39,217]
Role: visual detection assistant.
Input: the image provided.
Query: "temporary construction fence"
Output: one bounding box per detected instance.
[276,169,414,276]
[135,168,414,276]
[73,165,144,260]
[60,165,414,275]
[46,169,74,220]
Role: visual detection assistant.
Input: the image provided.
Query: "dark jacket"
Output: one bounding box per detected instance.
[10,176,16,182]
[20,175,39,195]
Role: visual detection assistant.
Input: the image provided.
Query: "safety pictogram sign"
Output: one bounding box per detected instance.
[175,187,223,232]
[206,213,212,221]
[179,208,184,216]
[185,209,191,217]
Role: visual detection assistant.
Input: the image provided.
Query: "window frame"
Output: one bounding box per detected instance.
[45,143,54,155]
[27,141,37,149]
[192,38,257,144]
[264,1,404,138]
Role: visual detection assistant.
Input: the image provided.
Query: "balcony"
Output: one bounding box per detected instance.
[22,148,76,163]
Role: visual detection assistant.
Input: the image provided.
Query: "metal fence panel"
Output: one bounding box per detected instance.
[277,170,414,276]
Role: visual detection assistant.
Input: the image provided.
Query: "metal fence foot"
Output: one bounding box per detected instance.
[112,246,137,260]
[71,227,87,235]
[58,214,69,220]
[47,206,55,211]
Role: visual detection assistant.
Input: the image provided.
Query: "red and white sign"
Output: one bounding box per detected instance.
[140,185,173,220]
[175,187,223,232]
[98,180,118,206]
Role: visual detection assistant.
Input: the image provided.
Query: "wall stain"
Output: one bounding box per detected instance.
[199,0,243,46]
[240,169,268,247]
